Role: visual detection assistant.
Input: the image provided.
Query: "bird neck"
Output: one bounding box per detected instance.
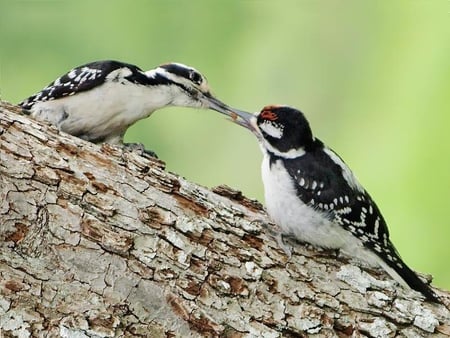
[262,144,306,161]
[262,138,324,162]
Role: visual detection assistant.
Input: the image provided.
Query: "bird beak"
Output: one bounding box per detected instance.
[202,94,255,131]
[225,108,255,131]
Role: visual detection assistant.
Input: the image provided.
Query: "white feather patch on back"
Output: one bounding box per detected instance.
[105,67,133,81]
[323,147,365,193]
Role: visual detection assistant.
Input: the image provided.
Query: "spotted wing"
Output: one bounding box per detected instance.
[281,143,389,240]
[19,60,144,109]
[281,143,439,302]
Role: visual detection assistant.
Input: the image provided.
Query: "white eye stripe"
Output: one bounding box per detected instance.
[259,121,283,139]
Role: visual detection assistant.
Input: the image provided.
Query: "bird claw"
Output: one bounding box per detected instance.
[123,143,158,158]
[274,232,293,258]
[251,219,292,258]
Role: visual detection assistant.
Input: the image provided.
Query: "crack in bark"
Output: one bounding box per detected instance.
[1,101,449,337]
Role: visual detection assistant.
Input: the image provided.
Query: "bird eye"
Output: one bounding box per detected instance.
[189,71,203,85]
[260,110,278,121]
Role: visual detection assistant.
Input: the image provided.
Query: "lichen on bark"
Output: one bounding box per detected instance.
[1,101,449,337]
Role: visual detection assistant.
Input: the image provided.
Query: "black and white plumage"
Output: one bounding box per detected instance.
[225,105,440,303]
[20,60,235,145]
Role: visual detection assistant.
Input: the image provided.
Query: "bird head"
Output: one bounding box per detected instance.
[151,63,238,115]
[224,105,314,157]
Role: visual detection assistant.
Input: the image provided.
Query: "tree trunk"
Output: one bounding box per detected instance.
[0,100,449,337]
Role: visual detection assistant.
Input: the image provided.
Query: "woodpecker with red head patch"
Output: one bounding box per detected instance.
[222,104,441,304]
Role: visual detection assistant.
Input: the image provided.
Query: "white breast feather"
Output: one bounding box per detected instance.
[261,153,382,268]
[28,81,172,143]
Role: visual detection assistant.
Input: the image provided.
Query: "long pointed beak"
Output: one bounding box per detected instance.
[202,94,255,131]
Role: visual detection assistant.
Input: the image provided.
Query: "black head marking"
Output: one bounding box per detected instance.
[189,70,203,85]
[257,106,314,153]
[159,63,204,86]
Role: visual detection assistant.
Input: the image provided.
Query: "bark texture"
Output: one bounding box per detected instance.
[0,100,449,337]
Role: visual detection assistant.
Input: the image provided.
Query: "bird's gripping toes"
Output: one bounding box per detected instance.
[221,105,440,304]
[19,60,237,147]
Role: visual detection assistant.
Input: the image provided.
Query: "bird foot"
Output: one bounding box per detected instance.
[251,220,292,258]
[273,232,293,258]
[123,143,158,158]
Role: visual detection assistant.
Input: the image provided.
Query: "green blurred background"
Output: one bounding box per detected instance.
[1,1,449,289]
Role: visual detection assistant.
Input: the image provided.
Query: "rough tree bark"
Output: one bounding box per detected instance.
[0,100,449,338]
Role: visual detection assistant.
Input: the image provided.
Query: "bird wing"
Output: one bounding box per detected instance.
[281,142,439,302]
[19,60,144,109]
[281,144,391,245]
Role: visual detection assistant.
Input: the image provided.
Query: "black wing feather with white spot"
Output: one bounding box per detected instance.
[19,60,145,109]
[281,146,398,264]
[278,141,439,302]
